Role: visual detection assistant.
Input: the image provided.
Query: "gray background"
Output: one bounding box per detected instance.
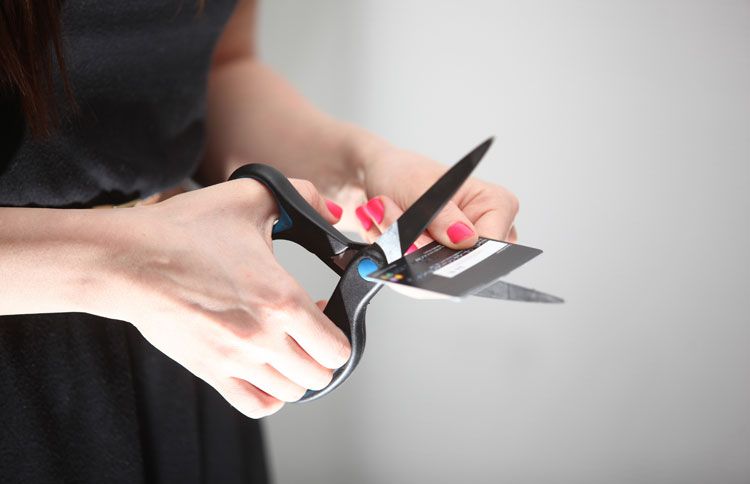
[257,1,750,483]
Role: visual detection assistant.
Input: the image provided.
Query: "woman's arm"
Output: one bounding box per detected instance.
[0,178,350,418]
[0,207,115,316]
[198,0,383,202]
[199,0,519,249]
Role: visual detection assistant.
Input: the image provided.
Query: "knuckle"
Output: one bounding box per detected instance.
[328,336,352,368]
[269,278,302,308]
[244,397,284,419]
[242,405,266,419]
[261,400,285,417]
[308,368,334,391]
[288,386,308,402]
[507,226,518,243]
[225,318,265,344]
[260,286,303,326]
[504,190,520,216]
[219,382,260,418]
[216,344,246,373]
[200,315,267,362]
[480,183,519,218]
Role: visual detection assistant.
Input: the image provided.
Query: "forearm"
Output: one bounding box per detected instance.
[0,207,117,317]
[198,59,390,199]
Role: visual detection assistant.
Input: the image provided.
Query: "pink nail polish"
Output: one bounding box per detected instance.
[325,199,343,219]
[447,222,474,244]
[355,206,372,230]
[364,197,385,224]
[405,244,418,255]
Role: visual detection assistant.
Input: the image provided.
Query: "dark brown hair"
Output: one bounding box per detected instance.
[0,0,73,137]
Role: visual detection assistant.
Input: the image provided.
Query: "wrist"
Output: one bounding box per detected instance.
[72,207,152,321]
[46,208,139,318]
[340,124,397,185]
[0,207,132,317]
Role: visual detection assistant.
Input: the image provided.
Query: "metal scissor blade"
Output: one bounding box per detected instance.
[375,137,494,263]
[473,280,564,303]
[329,242,368,274]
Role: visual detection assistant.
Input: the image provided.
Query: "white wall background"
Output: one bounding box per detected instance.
[257,1,750,483]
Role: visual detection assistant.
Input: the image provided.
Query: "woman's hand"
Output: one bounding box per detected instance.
[352,146,519,249]
[97,178,349,418]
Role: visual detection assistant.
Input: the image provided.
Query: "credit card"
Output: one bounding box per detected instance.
[365,237,542,299]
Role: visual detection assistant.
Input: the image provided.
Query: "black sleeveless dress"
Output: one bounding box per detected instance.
[0,1,269,482]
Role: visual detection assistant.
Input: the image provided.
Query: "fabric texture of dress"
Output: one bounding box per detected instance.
[0,1,269,482]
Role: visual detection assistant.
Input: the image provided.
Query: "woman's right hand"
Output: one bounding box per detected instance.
[96,178,351,418]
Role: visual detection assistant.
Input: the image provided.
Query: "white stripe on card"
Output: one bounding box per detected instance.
[433,240,508,278]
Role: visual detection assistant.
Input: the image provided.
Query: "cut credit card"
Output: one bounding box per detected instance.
[365,237,542,299]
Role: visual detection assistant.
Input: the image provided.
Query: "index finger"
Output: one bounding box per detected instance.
[470,208,517,242]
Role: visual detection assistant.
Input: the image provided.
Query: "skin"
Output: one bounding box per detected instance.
[0,0,519,418]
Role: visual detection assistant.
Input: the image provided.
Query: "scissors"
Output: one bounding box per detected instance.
[229,137,561,402]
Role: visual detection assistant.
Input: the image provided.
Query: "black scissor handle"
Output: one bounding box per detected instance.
[228,164,384,401]
[230,164,358,273]
[301,246,384,401]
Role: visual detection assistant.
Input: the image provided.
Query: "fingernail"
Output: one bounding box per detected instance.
[447,222,475,244]
[364,197,385,224]
[355,205,372,230]
[325,199,343,219]
[405,244,418,255]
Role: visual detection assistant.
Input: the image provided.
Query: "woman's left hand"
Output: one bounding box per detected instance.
[352,146,519,250]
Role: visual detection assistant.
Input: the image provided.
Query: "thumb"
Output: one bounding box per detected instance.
[426,200,479,249]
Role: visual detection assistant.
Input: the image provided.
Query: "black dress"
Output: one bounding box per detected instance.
[0,1,269,482]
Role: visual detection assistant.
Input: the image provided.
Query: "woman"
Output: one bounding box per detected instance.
[0,0,519,482]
